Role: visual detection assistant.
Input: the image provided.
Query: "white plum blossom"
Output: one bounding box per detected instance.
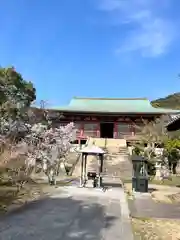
[0,115,77,185]
[24,121,77,184]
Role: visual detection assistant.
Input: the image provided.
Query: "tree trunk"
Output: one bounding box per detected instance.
[172,162,177,174]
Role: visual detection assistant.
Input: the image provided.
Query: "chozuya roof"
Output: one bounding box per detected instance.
[80,145,105,154]
[48,97,180,114]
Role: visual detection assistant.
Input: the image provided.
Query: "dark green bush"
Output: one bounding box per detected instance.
[147,161,156,176]
[132,146,141,155]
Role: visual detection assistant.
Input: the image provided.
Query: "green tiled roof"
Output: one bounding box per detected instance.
[50,97,180,114]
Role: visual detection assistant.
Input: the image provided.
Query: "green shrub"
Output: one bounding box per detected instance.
[132,146,141,155]
[147,161,156,176]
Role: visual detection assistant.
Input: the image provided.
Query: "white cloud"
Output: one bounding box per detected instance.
[97,0,177,57]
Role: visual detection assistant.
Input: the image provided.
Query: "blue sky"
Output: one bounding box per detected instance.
[0,0,180,107]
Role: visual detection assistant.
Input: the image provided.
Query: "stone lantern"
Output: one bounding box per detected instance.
[132,155,148,193]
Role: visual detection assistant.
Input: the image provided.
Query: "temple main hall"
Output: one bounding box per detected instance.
[41,97,179,144]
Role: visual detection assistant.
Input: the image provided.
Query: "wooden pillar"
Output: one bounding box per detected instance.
[96,122,100,138]
[99,154,103,173]
[131,123,135,136]
[114,122,118,138]
[98,154,103,187]
[80,153,84,187]
[80,122,84,137]
[84,154,87,185]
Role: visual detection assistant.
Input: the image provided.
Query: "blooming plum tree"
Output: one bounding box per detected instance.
[0,67,77,187]
[24,121,76,184]
[0,115,77,186]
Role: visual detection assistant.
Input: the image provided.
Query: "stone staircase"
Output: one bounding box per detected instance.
[118,146,129,156]
[86,155,99,173]
[106,138,127,148]
[88,137,105,148]
[89,138,132,183]
[89,137,127,151]
[71,137,132,183]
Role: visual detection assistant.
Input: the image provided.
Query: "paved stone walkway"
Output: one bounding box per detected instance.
[0,186,133,240]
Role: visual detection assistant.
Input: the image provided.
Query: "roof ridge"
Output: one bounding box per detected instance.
[73,97,148,100]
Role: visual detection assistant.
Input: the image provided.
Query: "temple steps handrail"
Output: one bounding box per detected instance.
[76,130,143,138]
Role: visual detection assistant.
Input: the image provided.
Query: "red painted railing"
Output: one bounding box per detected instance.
[76,130,142,140]
[82,130,98,138]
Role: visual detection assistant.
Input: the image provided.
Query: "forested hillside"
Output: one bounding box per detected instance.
[151,93,180,109]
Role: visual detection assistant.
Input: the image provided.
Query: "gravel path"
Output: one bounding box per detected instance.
[0,185,133,240]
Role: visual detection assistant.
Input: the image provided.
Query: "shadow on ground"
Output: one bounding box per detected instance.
[0,190,118,240]
[148,188,158,193]
[103,182,123,188]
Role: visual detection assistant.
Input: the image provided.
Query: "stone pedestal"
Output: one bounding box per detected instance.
[155,161,162,180]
